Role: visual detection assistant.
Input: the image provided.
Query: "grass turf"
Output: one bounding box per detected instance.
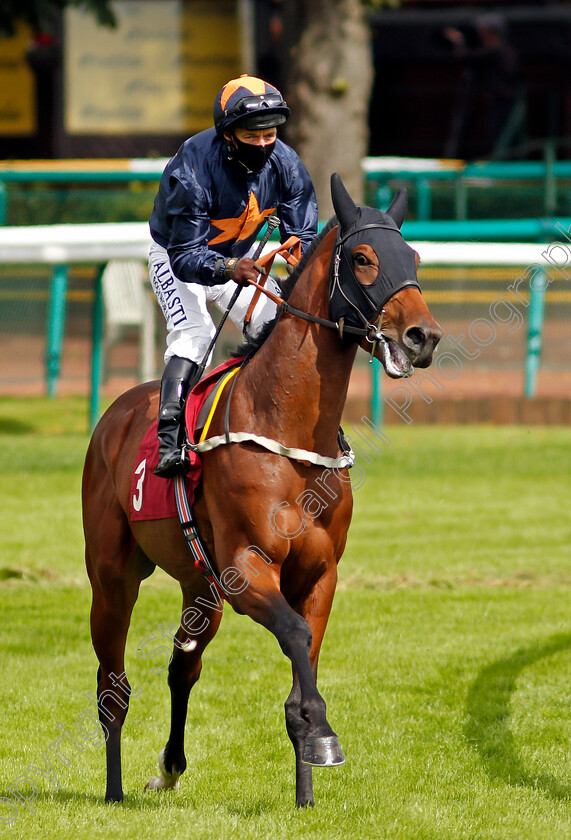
[0,396,570,839]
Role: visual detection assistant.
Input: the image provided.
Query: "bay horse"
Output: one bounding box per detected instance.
[82,174,442,808]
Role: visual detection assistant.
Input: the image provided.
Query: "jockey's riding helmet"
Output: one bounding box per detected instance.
[213,75,290,136]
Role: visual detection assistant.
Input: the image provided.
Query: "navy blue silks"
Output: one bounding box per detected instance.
[150,127,318,286]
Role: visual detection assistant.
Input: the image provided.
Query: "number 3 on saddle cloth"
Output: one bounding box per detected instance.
[129,357,244,524]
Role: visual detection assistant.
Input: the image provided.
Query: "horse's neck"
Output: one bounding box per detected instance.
[243,231,358,455]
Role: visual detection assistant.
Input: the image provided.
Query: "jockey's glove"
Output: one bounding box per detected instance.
[225,257,266,287]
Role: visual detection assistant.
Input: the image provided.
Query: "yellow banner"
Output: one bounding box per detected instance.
[0,23,36,135]
[65,0,240,135]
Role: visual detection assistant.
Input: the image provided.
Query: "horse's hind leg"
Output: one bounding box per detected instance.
[87,542,151,803]
[146,584,223,792]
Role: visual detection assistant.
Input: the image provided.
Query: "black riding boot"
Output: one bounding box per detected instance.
[154,356,200,478]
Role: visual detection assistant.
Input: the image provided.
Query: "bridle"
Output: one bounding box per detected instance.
[246,273,385,346]
[246,220,419,355]
[328,221,411,342]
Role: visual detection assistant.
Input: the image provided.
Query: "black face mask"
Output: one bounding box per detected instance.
[231,137,276,173]
[329,175,420,332]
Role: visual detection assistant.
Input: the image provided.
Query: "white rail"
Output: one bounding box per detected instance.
[0,222,555,266]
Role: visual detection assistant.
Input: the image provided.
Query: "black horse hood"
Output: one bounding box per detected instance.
[329,174,420,330]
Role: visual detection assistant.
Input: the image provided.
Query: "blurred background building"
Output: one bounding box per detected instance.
[0,0,569,163]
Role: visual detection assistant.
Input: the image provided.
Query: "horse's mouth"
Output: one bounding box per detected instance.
[377,334,414,378]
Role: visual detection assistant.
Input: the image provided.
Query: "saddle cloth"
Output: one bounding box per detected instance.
[129,358,243,522]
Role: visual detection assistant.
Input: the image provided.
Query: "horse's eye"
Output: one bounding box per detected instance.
[354,253,369,267]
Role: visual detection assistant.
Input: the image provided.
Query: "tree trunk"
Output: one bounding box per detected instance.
[284,0,373,218]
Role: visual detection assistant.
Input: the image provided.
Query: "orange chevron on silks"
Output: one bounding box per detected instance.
[208,193,276,245]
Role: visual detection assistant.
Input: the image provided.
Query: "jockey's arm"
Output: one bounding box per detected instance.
[164,177,225,286]
[275,161,318,253]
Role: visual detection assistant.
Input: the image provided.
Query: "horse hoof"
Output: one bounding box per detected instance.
[302,735,345,767]
[144,748,181,791]
[145,775,180,792]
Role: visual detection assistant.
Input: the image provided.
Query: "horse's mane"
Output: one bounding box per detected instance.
[233,215,337,358]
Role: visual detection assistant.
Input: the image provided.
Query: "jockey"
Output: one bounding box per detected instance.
[149,74,318,478]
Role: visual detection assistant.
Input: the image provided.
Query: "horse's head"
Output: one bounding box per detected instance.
[330,174,442,377]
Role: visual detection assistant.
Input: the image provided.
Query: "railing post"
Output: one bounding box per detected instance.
[524,269,547,398]
[45,263,68,397]
[454,177,467,220]
[370,357,383,430]
[417,179,432,221]
[544,140,557,216]
[89,263,106,432]
[0,181,6,225]
[376,183,392,211]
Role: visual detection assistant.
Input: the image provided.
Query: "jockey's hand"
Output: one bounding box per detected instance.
[225,257,266,287]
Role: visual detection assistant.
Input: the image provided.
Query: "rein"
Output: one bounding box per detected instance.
[244,226,398,355]
[245,275,383,342]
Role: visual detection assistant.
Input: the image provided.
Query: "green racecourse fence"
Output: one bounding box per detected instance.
[1,222,570,432]
[362,151,571,221]
[2,154,571,225]
[0,159,570,430]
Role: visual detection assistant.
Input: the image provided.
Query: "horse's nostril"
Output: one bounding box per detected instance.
[403,326,427,351]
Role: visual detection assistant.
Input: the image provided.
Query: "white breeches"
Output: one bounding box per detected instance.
[149,241,279,364]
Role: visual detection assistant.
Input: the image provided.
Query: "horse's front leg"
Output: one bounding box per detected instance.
[228,555,344,790]
[145,582,223,793]
[285,565,342,807]
[263,590,345,767]
[285,677,314,806]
